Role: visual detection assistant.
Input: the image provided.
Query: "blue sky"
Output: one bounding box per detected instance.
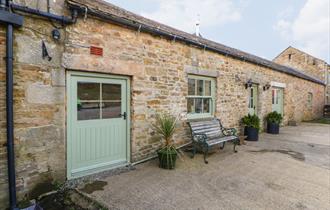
[105,0,329,63]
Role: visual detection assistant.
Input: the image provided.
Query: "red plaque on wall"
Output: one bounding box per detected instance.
[90,46,103,56]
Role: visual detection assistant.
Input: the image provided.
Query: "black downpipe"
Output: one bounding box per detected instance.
[46,0,50,13]
[5,22,17,210]
[1,2,75,209]
[4,1,17,209]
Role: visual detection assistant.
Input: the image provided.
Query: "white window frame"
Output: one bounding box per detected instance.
[187,75,216,119]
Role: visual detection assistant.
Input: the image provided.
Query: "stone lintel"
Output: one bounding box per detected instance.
[271,81,286,88]
[184,65,219,77]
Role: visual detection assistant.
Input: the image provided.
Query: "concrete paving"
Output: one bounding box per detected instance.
[81,123,330,210]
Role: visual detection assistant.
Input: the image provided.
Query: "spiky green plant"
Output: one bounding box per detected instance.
[153,113,178,169]
[153,113,178,151]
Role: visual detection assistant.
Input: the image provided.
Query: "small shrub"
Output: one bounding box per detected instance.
[266,111,283,124]
[242,114,260,130]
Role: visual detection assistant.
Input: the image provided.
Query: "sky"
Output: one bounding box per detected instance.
[105,0,330,63]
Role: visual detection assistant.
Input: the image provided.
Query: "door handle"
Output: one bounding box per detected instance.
[119,112,127,120]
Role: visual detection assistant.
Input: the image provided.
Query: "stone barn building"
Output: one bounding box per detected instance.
[0,0,326,207]
[273,46,330,104]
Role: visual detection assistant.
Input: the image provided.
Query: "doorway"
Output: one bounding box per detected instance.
[67,71,130,179]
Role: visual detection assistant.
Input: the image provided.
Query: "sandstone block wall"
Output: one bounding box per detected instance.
[0,2,67,205]
[63,18,325,163]
[0,2,325,208]
[273,47,327,81]
[273,47,329,104]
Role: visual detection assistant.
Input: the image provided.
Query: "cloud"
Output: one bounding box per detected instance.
[273,19,292,40]
[140,0,243,33]
[274,0,330,62]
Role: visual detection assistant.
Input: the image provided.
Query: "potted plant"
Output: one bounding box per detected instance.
[153,113,178,169]
[242,114,260,141]
[266,111,283,134]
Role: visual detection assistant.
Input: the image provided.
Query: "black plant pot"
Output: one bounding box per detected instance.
[245,126,259,141]
[267,122,280,134]
[157,149,177,169]
[244,126,247,136]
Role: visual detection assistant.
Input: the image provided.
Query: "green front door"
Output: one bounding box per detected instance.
[67,72,130,179]
[248,85,258,115]
[272,88,283,115]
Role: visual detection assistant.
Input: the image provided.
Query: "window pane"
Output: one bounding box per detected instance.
[102,84,122,119]
[188,79,196,95]
[102,84,121,101]
[272,89,275,104]
[308,93,313,107]
[195,98,203,113]
[102,102,121,118]
[249,88,253,108]
[205,80,211,96]
[197,80,204,96]
[78,82,100,100]
[187,98,195,113]
[203,98,210,113]
[78,102,100,120]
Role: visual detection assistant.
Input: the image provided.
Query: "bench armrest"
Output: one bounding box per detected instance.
[192,133,208,144]
[222,128,237,136]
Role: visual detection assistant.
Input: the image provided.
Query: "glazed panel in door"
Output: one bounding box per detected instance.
[272,88,283,115]
[248,85,258,115]
[68,74,128,179]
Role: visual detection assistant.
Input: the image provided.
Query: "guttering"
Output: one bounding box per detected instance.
[11,3,77,24]
[68,3,325,86]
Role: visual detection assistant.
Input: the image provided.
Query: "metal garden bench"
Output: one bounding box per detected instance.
[188,119,239,164]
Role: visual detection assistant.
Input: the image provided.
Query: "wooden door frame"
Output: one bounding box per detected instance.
[66,70,131,179]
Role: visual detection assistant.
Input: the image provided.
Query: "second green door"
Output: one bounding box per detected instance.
[272,88,284,115]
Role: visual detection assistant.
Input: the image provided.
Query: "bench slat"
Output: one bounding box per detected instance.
[189,120,218,126]
[208,136,237,146]
[193,127,220,134]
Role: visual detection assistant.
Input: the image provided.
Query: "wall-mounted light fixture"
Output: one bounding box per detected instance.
[263,83,271,91]
[245,79,253,89]
[52,29,61,41]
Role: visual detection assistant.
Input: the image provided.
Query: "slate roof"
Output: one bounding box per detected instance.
[67,0,325,86]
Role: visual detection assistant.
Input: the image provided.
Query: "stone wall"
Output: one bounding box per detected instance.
[0,0,67,206]
[63,17,325,162]
[273,47,327,82]
[0,2,325,208]
[0,27,7,208]
[273,47,329,104]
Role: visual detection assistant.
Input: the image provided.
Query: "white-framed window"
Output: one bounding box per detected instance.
[307,92,313,108]
[187,75,216,119]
